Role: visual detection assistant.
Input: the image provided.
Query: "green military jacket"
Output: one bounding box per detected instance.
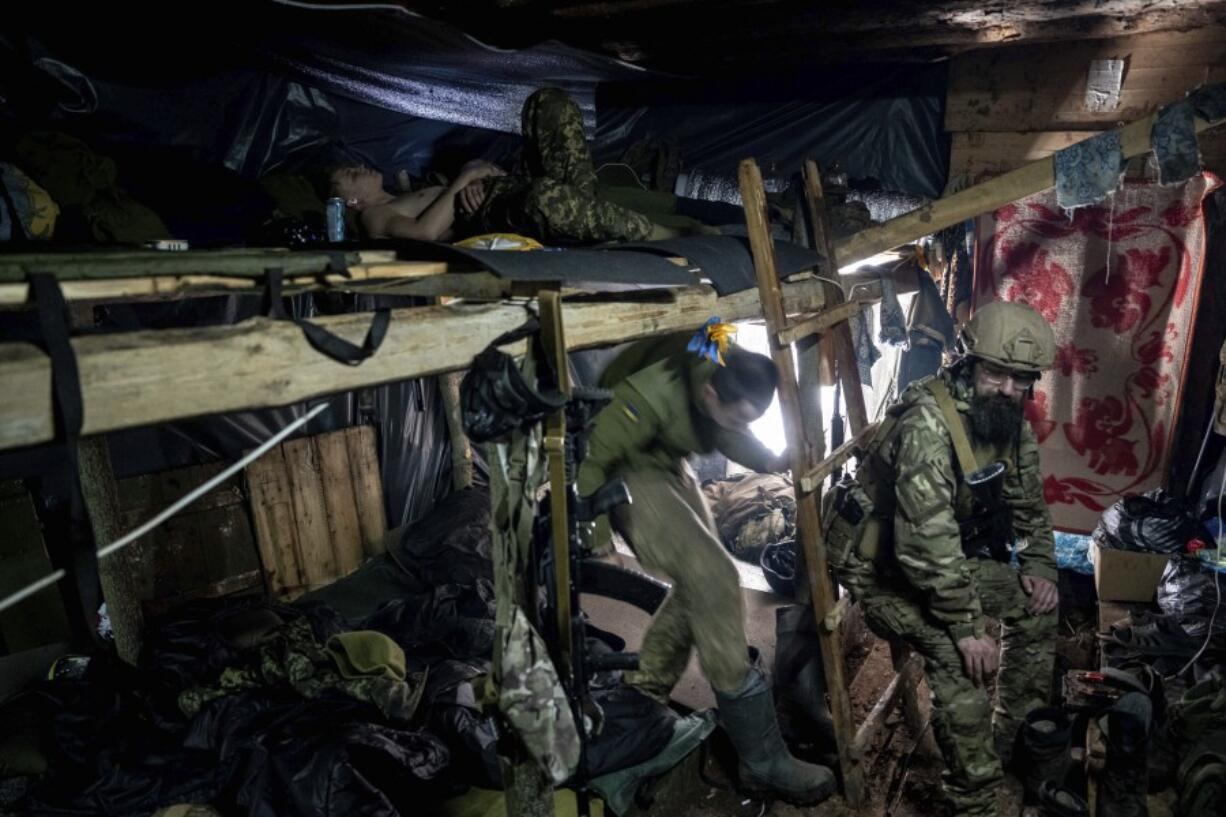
[864,367,1057,642]
[577,335,777,543]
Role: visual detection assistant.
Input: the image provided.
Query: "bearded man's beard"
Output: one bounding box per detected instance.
[968,394,1024,445]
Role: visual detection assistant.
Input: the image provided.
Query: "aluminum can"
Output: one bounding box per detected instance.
[326,197,346,242]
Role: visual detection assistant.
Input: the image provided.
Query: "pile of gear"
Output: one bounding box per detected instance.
[701,471,800,596]
[0,489,689,817]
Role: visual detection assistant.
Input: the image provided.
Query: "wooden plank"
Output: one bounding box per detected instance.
[803,160,871,436]
[946,27,1226,132]
[740,157,864,807]
[0,249,398,282]
[345,426,388,558]
[849,654,923,759]
[246,448,305,599]
[117,462,259,604]
[776,298,872,346]
[948,131,1099,186]
[835,111,1226,269]
[0,277,832,453]
[799,423,878,493]
[949,127,1226,186]
[0,261,453,307]
[316,430,366,578]
[282,437,336,593]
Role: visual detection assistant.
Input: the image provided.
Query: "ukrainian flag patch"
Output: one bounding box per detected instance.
[622,402,640,423]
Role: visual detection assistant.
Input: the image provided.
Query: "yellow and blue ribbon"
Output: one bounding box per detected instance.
[687,316,738,366]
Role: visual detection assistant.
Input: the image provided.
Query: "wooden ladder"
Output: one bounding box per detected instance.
[738,158,922,808]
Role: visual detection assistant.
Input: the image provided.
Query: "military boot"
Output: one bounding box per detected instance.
[715,665,836,805]
[1017,707,1072,803]
[1096,691,1151,817]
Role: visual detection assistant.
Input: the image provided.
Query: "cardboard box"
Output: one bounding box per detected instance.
[1091,541,1174,603]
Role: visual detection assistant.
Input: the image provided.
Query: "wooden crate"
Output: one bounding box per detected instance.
[117,462,263,609]
[246,425,386,599]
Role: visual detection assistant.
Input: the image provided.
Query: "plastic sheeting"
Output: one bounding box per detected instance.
[6,7,948,197]
[595,65,950,199]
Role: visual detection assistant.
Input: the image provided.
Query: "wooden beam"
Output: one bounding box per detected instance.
[0,260,452,307]
[0,249,399,282]
[0,278,829,453]
[776,298,873,346]
[849,653,923,760]
[799,423,878,494]
[834,111,1226,268]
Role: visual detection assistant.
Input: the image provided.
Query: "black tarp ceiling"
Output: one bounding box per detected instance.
[3,2,948,196]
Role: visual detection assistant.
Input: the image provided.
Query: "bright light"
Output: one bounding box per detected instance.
[736,323,788,455]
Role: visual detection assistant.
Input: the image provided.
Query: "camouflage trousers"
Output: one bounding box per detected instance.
[613,466,751,698]
[862,560,1056,817]
[470,88,655,245]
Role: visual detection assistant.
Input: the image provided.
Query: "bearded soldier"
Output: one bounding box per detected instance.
[824,300,1059,816]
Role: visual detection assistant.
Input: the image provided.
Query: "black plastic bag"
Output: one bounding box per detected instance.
[1092,489,1208,554]
[1157,557,1226,638]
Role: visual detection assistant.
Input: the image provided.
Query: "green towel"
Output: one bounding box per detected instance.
[325,630,407,682]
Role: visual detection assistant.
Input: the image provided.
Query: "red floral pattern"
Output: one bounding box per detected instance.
[1024,390,1058,443]
[976,174,1220,532]
[1081,247,1170,334]
[1054,343,1099,377]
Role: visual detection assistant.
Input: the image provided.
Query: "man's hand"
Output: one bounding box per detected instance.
[956,635,999,687]
[459,159,505,182]
[458,180,487,215]
[1020,574,1058,616]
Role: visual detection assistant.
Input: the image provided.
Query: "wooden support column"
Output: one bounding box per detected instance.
[739,158,863,806]
[78,437,144,664]
[438,371,474,490]
[804,160,927,771]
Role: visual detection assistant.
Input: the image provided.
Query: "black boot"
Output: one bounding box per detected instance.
[1018,706,1073,803]
[716,666,837,805]
[772,605,837,764]
[1096,691,1151,817]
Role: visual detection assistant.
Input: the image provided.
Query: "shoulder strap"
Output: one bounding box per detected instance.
[924,379,980,477]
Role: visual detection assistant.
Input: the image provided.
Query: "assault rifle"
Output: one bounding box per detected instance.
[533,386,635,817]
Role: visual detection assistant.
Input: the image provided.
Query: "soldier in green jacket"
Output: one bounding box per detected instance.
[829,301,1059,816]
[577,331,836,805]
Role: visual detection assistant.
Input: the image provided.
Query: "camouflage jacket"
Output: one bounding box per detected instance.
[578,334,775,492]
[866,367,1056,642]
[577,335,777,545]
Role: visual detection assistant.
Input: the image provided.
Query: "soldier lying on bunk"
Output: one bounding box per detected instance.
[326,88,710,245]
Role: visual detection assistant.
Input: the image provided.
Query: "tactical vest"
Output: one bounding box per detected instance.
[822,375,1018,600]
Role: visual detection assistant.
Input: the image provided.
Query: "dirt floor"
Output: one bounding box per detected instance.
[667,594,1107,817]
[584,548,1118,817]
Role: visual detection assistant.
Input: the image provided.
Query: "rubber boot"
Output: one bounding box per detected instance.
[772,605,838,765]
[1096,692,1151,817]
[1018,706,1073,804]
[715,665,837,805]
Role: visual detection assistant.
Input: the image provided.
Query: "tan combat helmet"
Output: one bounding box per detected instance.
[959,301,1056,374]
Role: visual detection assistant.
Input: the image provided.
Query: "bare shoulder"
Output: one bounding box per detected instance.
[388,186,446,219]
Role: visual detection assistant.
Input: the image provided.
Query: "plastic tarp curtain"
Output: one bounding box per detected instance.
[7,8,948,196]
[594,65,950,199]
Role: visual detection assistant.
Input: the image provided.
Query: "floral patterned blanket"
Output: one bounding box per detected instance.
[974,174,1221,532]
